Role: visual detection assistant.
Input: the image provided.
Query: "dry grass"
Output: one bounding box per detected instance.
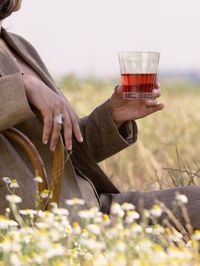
[59,75,200,192]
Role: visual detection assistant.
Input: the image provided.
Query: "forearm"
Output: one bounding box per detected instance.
[80,100,138,162]
[0,72,35,132]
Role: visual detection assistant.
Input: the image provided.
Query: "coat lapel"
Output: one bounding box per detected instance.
[0,28,84,202]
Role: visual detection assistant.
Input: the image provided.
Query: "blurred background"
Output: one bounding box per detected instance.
[5,0,200,79]
[4,0,200,191]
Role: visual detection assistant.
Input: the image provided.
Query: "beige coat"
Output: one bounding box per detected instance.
[0,27,137,212]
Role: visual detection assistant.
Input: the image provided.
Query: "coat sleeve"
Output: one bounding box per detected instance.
[79,100,138,162]
[0,72,35,132]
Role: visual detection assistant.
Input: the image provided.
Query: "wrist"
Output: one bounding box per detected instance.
[108,99,124,128]
[114,120,124,128]
[22,75,39,97]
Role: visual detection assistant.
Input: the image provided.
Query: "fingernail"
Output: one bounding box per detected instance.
[68,144,72,151]
[117,86,122,93]
[147,100,156,105]
[146,100,151,105]
[79,136,83,142]
[43,139,48,145]
[51,146,55,152]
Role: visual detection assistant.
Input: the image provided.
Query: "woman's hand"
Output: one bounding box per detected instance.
[23,75,83,151]
[108,85,164,128]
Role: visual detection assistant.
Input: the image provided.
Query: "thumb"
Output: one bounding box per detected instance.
[114,85,123,97]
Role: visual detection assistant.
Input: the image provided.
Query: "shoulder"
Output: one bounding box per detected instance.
[1,28,55,82]
[2,27,41,57]
[10,32,31,44]
[9,32,39,55]
[8,32,49,70]
[1,27,40,58]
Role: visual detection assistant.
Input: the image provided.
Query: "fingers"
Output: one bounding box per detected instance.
[50,111,63,151]
[113,85,123,98]
[62,110,73,151]
[28,78,82,152]
[69,113,83,143]
[63,110,84,150]
[64,99,83,144]
[113,85,161,100]
[146,83,164,111]
[42,109,74,152]
[154,81,160,89]
[150,103,165,114]
[42,110,62,152]
[42,111,53,145]
[146,98,165,108]
[146,99,158,106]
[152,88,161,99]
[114,85,161,100]
[145,102,165,114]
[114,85,122,94]
[42,108,83,152]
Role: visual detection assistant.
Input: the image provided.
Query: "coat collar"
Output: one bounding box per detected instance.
[0,27,84,202]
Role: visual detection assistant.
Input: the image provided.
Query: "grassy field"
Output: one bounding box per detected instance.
[59,75,200,192]
[1,76,200,266]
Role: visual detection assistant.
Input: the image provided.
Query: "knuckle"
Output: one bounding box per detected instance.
[60,98,66,106]
[72,120,80,130]
[71,113,79,124]
[65,121,72,129]
[53,97,62,108]
[54,101,60,110]
[65,134,72,142]
[44,105,53,113]
[51,134,59,142]
[64,128,72,139]
[54,125,62,132]
[44,114,52,121]
[42,108,51,115]
[44,118,52,127]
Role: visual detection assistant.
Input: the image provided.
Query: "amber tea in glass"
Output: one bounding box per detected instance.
[118,52,160,99]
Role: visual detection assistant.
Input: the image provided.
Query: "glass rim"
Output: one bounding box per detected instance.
[118,51,160,55]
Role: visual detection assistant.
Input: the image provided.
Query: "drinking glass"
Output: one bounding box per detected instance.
[118,51,160,99]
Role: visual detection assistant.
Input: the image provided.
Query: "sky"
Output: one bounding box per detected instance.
[4,0,200,78]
